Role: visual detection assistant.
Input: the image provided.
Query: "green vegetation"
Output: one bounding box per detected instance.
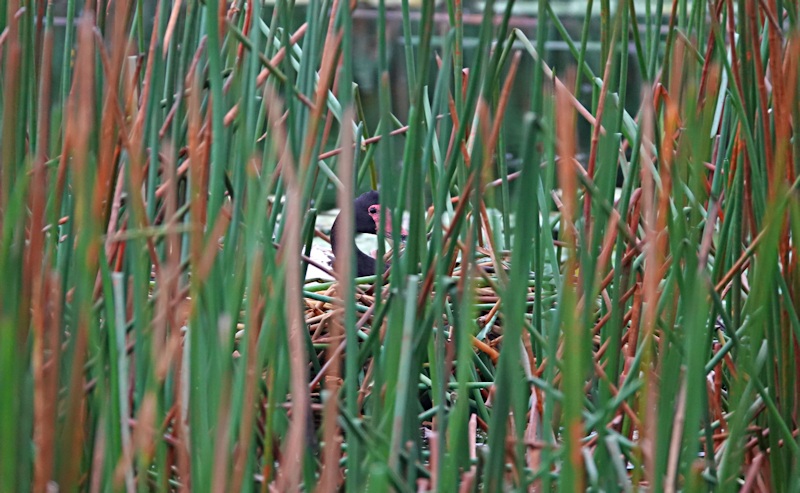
[1,0,799,491]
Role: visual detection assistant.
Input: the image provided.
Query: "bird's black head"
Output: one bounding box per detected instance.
[353,191,381,234]
[353,191,408,239]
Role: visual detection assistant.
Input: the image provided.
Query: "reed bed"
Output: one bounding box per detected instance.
[1,0,799,490]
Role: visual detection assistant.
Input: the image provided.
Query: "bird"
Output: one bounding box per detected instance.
[329,190,407,278]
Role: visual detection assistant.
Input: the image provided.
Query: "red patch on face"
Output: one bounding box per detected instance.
[368,204,408,238]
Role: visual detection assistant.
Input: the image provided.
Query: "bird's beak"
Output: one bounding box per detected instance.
[399,225,409,242]
[370,206,408,242]
[383,215,409,243]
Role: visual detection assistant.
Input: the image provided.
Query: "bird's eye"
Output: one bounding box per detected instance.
[368,206,378,214]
